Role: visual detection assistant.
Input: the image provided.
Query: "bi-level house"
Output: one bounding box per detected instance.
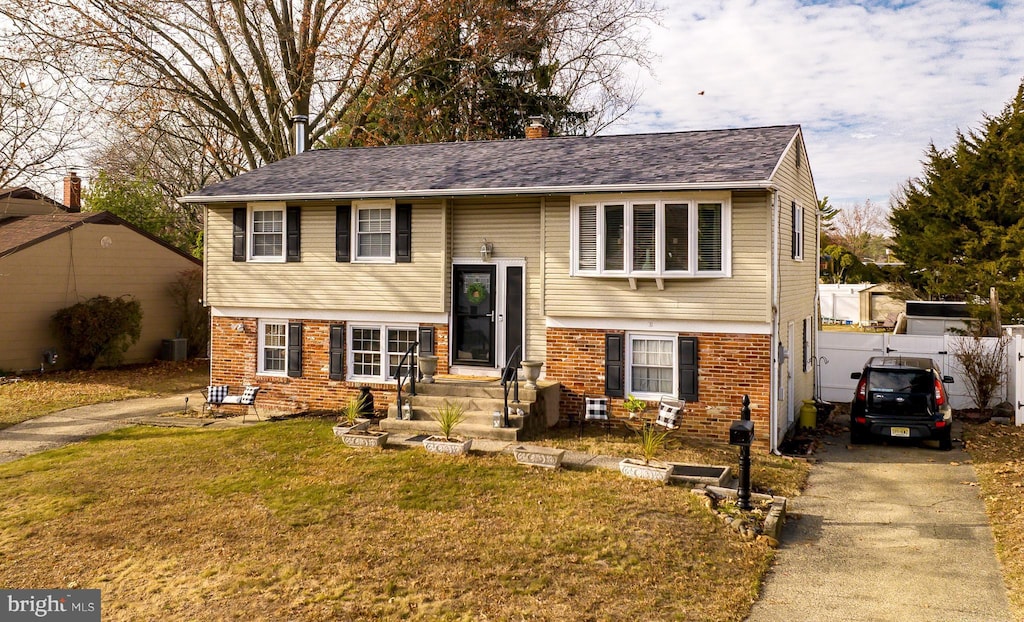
[182,122,819,452]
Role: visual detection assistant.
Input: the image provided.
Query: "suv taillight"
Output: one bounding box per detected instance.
[934,377,947,406]
[855,375,868,402]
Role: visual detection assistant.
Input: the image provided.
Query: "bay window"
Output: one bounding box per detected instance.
[572,195,730,277]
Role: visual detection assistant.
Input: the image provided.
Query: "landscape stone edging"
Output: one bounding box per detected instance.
[695,485,788,544]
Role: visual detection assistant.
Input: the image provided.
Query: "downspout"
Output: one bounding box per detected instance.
[814,200,822,402]
[770,190,781,455]
[204,203,212,386]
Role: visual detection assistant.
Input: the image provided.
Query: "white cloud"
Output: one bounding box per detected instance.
[613,0,1024,208]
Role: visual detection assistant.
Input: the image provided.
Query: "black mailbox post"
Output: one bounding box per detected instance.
[729,395,754,510]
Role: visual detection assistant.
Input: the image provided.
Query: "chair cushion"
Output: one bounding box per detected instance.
[207,385,229,404]
[585,397,609,421]
[240,385,260,404]
[656,401,682,429]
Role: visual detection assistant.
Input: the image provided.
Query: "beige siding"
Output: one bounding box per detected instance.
[450,197,545,362]
[771,132,820,405]
[206,202,446,312]
[543,193,771,322]
[0,223,200,371]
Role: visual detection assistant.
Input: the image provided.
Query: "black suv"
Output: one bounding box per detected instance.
[850,356,954,450]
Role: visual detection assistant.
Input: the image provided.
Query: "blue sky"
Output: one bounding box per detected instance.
[615,0,1024,210]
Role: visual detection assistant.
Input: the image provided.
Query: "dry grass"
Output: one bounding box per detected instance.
[0,361,208,429]
[963,422,1024,620]
[0,419,777,621]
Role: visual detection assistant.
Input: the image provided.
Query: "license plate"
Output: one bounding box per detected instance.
[890,427,910,438]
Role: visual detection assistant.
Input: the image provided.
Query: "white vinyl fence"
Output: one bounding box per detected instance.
[818,331,1024,425]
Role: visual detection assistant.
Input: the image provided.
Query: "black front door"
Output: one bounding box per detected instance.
[453,265,497,366]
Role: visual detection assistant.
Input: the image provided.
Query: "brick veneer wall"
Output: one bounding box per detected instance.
[545,327,772,451]
[210,316,449,415]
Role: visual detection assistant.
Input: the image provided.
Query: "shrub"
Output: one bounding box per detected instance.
[168,268,209,358]
[950,333,1010,411]
[51,295,143,369]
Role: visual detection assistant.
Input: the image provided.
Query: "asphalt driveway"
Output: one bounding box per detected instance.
[747,423,1013,621]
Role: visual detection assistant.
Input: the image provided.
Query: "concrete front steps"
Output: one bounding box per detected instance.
[378,379,561,442]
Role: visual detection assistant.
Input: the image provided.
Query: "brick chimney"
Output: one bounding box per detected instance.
[525,116,549,139]
[63,171,81,212]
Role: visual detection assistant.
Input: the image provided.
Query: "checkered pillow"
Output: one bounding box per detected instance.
[207,385,229,404]
[656,401,682,429]
[585,397,609,421]
[240,385,260,404]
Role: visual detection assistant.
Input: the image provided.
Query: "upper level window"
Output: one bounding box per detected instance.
[791,201,804,261]
[251,208,285,261]
[572,195,730,277]
[354,201,394,262]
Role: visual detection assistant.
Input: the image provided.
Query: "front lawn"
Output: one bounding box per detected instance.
[0,360,208,429]
[0,418,776,621]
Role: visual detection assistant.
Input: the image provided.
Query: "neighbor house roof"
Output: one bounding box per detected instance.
[181,125,802,203]
[0,211,200,263]
[0,187,71,214]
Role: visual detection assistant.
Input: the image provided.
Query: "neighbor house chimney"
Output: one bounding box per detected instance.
[525,116,549,139]
[63,171,81,212]
[291,114,308,154]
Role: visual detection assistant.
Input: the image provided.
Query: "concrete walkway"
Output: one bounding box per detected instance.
[0,389,248,465]
[746,423,1013,622]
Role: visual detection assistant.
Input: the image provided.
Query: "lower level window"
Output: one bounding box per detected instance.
[259,320,287,374]
[628,334,676,397]
[350,325,417,381]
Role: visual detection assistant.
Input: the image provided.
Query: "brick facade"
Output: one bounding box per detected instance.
[545,327,772,450]
[210,316,449,416]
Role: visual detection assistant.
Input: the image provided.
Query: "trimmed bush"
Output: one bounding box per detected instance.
[51,295,143,369]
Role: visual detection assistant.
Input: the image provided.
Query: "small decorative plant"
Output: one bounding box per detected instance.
[623,394,647,418]
[340,394,366,427]
[635,421,671,465]
[433,400,466,441]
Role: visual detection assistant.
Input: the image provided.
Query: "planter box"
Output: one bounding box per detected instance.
[618,458,672,483]
[423,436,472,456]
[333,419,371,437]
[667,463,732,488]
[513,445,565,469]
[341,430,388,448]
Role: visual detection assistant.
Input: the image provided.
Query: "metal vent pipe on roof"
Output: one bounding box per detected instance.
[291,115,308,154]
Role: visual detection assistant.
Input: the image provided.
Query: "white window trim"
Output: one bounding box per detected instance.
[570,193,731,278]
[793,201,804,261]
[625,332,678,400]
[352,199,396,263]
[257,319,288,376]
[347,323,418,382]
[248,202,287,263]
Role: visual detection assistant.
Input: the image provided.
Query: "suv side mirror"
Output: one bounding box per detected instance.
[942,375,954,384]
[850,372,862,380]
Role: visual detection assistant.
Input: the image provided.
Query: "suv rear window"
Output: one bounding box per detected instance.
[868,370,933,394]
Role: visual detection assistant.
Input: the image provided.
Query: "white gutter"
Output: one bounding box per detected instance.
[178,180,778,204]
[770,189,781,455]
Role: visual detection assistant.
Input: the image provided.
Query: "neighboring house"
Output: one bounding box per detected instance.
[182,123,819,451]
[0,175,202,372]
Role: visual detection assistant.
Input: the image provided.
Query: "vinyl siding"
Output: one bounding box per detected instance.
[450,197,545,362]
[543,192,771,323]
[206,201,446,312]
[0,223,199,371]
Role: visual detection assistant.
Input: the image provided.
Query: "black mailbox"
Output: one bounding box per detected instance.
[729,419,754,446]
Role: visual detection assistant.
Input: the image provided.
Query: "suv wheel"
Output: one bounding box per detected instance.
[938,426,953,451]
[850,425,870,445]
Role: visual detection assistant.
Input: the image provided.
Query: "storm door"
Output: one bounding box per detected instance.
[452,265,497,366]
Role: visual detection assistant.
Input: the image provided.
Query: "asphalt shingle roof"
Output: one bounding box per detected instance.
[0,213,105,258]
[184,125,800,202]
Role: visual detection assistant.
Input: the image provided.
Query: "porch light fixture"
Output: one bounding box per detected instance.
[480,238,493,262]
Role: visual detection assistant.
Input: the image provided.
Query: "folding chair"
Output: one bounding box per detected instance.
[221,385,262,422]
[655,396,684,431]
[579,394,611,438]
[202,385,229,416]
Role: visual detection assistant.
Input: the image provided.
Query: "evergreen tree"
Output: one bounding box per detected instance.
[890,81,1024,321]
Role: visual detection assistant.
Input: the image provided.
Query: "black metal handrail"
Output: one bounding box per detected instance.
[394,341,419,419]
[500,345,522,428]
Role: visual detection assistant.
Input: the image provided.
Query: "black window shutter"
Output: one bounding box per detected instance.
[418,325,435,355]
[329,324,345,380]
[396,203,412,263]
[232,208,246,261]
[336,205,351,262]
[286,206,301,262]
[604,333,624,398]
[791,200,798,258]
[678,336,698,402]
[287,322,303,378]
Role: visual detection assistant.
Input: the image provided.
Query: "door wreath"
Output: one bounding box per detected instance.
[466,281,488,305]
